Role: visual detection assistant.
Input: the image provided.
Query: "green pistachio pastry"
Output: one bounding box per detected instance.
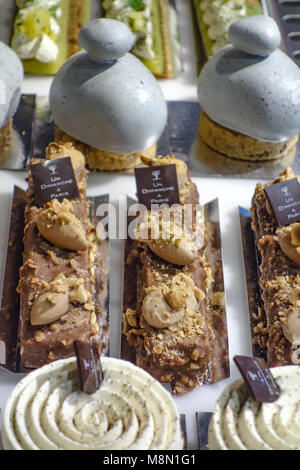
[11,0,91,75]
[102,0,181,78]
[192,0,262,58]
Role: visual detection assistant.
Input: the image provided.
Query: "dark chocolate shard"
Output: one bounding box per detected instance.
[0,186,26,372]
[74,340,103,394]
[234,355,280,403]
[264,178,300,226]
[30,157,79,206]
[134,164,180,208]
[195,412,212,451]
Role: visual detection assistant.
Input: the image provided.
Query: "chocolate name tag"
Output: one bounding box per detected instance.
[234,356,280,403]
[135,164,180,208]
[265,178,300,226]
[30,157,79,206]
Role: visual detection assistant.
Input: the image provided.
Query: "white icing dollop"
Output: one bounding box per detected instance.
[11,1,60,63]
[102,0,154,60]
[35,33,59,62]
[208,366,300,450]
[2,357,183,450]
[200,0,247,54]
[12,32,59,63]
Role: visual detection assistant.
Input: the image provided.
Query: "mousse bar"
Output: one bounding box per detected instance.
[122,155,229,395]
[17,142,104,370]
[251,168,300,367]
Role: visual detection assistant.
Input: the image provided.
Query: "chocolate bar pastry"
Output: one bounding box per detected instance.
[17,142,106,370]
[251,168,300,367]
[122,156,228,395]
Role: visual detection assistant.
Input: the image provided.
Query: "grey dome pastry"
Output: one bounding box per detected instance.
[0,41,23,154]
[197,15,300,162]
[49,19,167,171]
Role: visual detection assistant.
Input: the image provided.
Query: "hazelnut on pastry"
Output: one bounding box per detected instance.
[30,274,91,325]
[142,273,203,329]
[37,199,88,251]
[135,208,203,266]
[277,223,300,266]
[31,290,69,326]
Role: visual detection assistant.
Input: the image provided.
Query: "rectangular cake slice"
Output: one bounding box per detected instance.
[251,168,300,367]
[122,155,228,395]
[17,142,104,369]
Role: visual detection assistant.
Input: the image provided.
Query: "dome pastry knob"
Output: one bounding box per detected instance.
[78,18,135,63]
[197,15,300,143]
[228,16,281,57]
[49,19,167,155]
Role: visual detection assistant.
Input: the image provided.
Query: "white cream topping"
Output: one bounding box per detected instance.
[34,33,59,62]
[102,0,154,59]
[11,1,60,63]
[12,32,59,63]
[208,366,300,450]
[200,0,247,54]
[2,357,183,450]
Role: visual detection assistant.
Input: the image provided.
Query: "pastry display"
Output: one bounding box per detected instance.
[208,365,300,450]
[11,0,91,75]
[2,356,184,450]
[251,168,300,367]
[101,0,181,78]
[17,141,108,370]
[192,0,262,58]
[197,16,300,162]
[0,41,23,157]
[122,155,229,395]
[49,18,167,171]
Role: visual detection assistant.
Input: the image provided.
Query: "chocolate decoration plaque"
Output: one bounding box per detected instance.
[134,164,180,208]
[30,157,79,206]
[264,178,300,226]
[234,355,280,403]
[74,341,103,395]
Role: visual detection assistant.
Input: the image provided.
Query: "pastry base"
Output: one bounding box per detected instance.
[0,119,12,158]
[55,127,157,171]
[199,111,299,162]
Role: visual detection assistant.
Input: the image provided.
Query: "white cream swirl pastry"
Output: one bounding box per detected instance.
[208,366,300,450]
[3,357,183,450]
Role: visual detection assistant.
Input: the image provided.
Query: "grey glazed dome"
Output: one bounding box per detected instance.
[197,16,300,143]
[49,19,167,154]
[0,41,23,129]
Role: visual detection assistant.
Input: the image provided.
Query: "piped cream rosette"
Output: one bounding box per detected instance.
[208,366,300,450]
[3,357,183,450]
